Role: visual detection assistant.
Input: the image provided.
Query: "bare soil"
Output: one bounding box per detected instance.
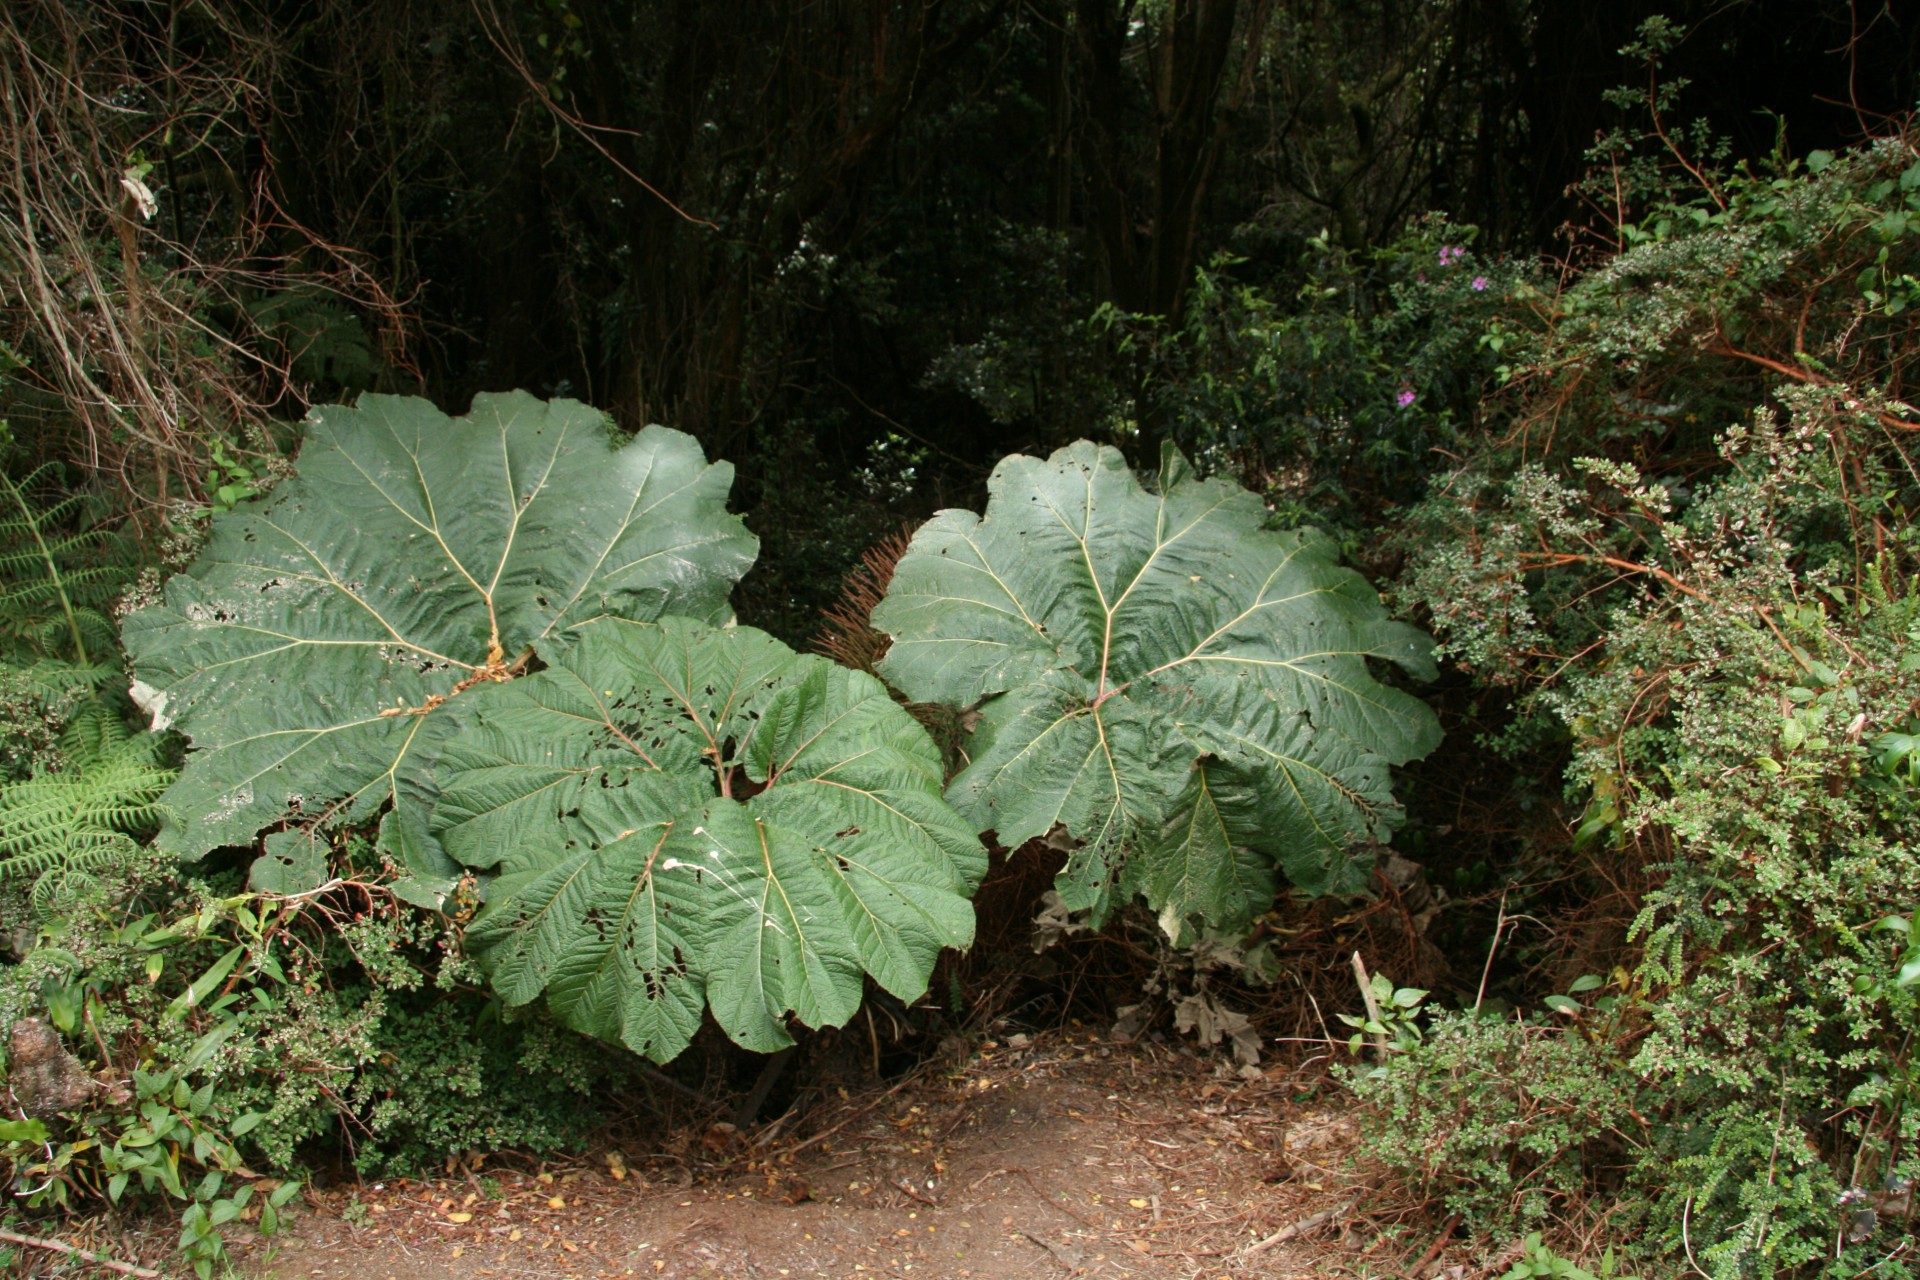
[224,1030,1406,1280]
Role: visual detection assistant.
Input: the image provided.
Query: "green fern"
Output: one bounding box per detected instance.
[0,707,175,910]
[0,453,137,782]
[0,461,129,669]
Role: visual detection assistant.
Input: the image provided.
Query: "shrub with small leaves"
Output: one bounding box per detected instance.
[1349,1010,1639,1237]
[1384,113,1920,1277]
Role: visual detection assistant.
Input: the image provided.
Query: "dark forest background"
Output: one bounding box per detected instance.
[8,0,1916,638]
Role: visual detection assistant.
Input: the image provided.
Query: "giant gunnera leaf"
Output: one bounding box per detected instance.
[122,392,757,906]
[432,616,984,1061]
[872,441,1440,936]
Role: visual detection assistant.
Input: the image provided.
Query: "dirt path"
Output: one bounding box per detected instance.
[234,1030,1378,1280]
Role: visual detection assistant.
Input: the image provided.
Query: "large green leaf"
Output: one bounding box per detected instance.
[872,441,1439,934]
[433,616,983,1061]
[122,392,756,906]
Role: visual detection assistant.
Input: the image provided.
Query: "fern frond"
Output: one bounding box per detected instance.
[0,522,115,555]
[0,829,136,881]
[30,867,109,918]
[31,610,119,658]
[72,609,119,650]
[4,463,63,494]
[0,726,176,889]
[0,516,103,555]
[0,463,135,666]
[0,576,60,605]
[72,772,172,828]
[59,698,135,764]
[0,547,65,575]
[47,562,126,593]
[20,659,120,696]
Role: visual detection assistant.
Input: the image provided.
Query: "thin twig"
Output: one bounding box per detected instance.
[1515,551,1706,600]
[1242,1194,1359,1254]
[469,0,714,228]
[0,1228,160,1278]
[1474,892,1509,1015]
[1682,1196,1712,1279]
[1706,335,1920,432]
[891,1176,937,1207]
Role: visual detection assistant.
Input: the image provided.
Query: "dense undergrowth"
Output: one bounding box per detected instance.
[1364,117,1920,1276]
[0,9,1917,1278]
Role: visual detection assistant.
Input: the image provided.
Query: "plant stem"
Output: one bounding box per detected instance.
[0,1228,160,1278]
[1475,891,1510,1015]
[1351,950,1388,1062]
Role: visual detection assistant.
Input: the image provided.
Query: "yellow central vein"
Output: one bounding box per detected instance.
[1034,482,1113,693]
[484,406,568,634]
[334,411,491,616]
[1138,543,1327,681]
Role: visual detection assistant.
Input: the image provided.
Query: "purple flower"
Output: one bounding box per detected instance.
[1438,245,1465,267]
[1396,388,1417,409]
[1472,276,1489,291]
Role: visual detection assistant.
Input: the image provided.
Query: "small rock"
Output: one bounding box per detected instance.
[7,1019,98,1118]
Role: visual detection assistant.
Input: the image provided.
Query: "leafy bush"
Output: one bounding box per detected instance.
[307,989,621,1177]
[1096,225,1528,538]
[1377,116,1920,1277]
[0,1044,302,1280]
[1349,1010,1639,1236]
[0,838,641,1269]
[873,439,1440,936]
[0,867,304,1276]
[201,878,634,1176]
